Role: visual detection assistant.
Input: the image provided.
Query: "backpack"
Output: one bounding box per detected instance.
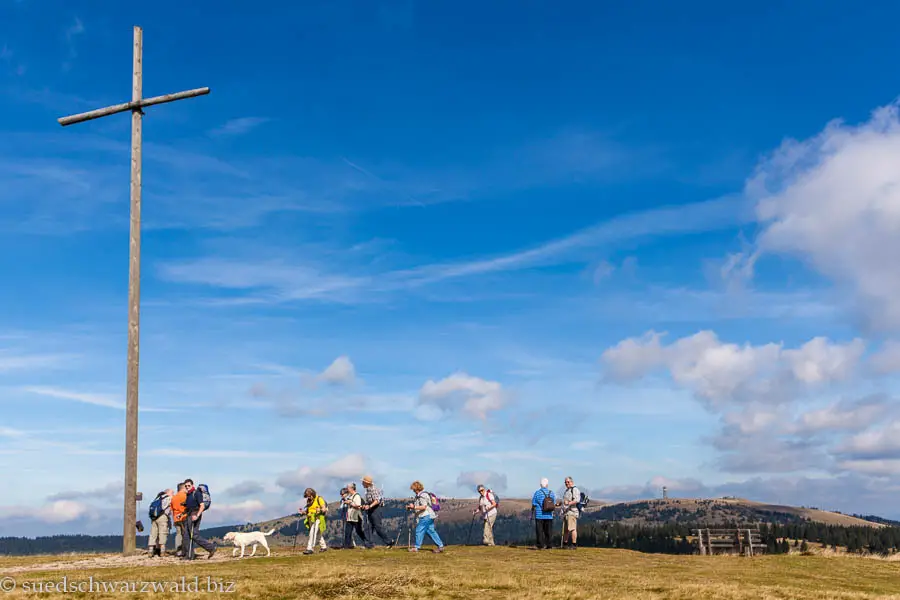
[148,492,166,520]
[197,484,211,510]
[541,490,555,513]
[487,489,500,508]
[422,491,440,512]
[578,491,589,510]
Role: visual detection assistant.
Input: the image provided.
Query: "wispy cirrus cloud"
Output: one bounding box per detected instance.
[20,386,180,413]
[62,17,85,72]
[208,117,271,137]
[0,127,681,235]
[156,195,749,305]
[0,351,74,373]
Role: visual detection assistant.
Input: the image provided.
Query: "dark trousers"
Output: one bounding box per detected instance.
[183,513,215,559]
[366,505,392,545]
[343,519,367,548]
[535,518,552,549]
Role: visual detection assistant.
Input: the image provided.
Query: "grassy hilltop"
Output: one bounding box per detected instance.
[2,546,900,599]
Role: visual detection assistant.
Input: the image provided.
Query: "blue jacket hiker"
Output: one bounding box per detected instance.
[531,478,557,550]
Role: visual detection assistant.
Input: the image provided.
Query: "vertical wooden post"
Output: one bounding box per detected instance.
[55,27,208,557]
[122,24,143,556]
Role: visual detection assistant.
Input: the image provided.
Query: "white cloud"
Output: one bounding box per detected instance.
[456,471,508,493]
[418,372,507,420]
[222,481,265,498]
[318,355,357,386]
[47,482,121,502]
[600,330,863,408]
[0,500,90,524]
[794,396,891,435]
[836,421,900,461]
[784,337,864,384]
[742,100,900,330]
[208,500,268,524]
[275,454,370,495]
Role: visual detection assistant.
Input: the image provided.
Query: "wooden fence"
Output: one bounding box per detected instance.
[695,527,766,556]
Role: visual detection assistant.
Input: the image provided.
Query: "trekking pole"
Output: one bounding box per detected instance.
[465,513,476,546]
[292,515,301,552]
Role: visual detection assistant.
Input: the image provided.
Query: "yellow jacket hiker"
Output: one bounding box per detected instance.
[299,488,328,555]
[305,496,327,529]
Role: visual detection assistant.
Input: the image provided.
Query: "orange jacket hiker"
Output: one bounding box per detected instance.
[171,490,187,523]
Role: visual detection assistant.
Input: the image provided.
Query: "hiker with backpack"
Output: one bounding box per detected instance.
[147,488,173,557]
[181,479,218,560]
[361,475,395,548]
[342,483,369,550]
[297,487,328,555]
[531,478,556,550]
[473,484,499,546]
[561,477,583,550]
[405,480,445,553]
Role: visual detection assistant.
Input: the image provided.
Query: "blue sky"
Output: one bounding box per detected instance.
[3,0,900,535]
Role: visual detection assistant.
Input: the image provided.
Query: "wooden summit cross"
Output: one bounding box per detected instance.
[57,26,210,555]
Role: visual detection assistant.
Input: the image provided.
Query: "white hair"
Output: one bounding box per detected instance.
[540,478,549,487]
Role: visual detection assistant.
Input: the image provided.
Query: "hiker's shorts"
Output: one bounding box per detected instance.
[564,513,578,533]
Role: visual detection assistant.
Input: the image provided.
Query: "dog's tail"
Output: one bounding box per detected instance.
[263,529,276,536]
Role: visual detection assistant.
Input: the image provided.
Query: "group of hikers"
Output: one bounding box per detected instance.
[145,479,219,560]
[145,474,587,558]
[295,475,586,554]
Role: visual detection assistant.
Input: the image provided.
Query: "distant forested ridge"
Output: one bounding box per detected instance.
[4,499,900,557]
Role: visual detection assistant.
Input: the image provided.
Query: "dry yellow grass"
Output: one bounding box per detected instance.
[2,546,900,599]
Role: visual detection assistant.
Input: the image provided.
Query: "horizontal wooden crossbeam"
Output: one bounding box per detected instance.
[58,87,210,126]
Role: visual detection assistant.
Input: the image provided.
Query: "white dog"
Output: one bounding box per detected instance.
[223,529,276,558]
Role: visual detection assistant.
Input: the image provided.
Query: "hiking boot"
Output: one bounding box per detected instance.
[432,546,444,553]
[303,550,314,555]
[408,548,418,552]
[387,541,395,549]
[207,544,218,560]
[320,547,328,553]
